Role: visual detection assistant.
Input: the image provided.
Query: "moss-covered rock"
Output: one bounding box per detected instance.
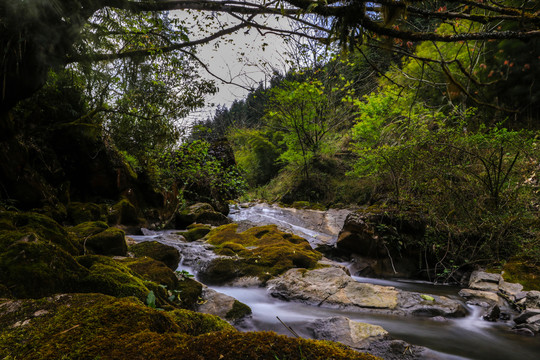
[199,224,322,284]
[69,220,109,238]
[0,211,79,254]
[88,227,127,256]
[180,224,211,242]
[67,202,107,224]
[0,293,209,360]
[169,308,234,335]
[225,300,252,321]
[175,277,203,310]
[70,221,127,256]
[0,293,376,360]
[129,241,180,270]
[109,198,140,226]
[0,239,88,299]
[120,257,179,289]
[76,255,152,301]
[0,211,86,298]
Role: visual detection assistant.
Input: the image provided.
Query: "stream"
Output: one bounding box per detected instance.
[132,203,540,360]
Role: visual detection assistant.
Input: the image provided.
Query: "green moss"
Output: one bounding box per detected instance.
[90,227,127,256]
[0,294,186,360]
[77,255,151,301]
[129,241,180,270]
[0,212,87,298]
[175,277,203,310]
[169,308,234,335]
[502,261,540,291]
[200,224,322,284]
[109,198,140,225]
[181,225,211,242]
[0,240,88,298]
[186,331,381,360]
[120,257,179,289]
[0,211,79,255]
[0,294,379,360]
[70,221,127,256]
[67,202,107,224]
[225,300,252,321]
[69,220,109,238]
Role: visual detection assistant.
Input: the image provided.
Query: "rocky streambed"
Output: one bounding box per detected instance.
[129,203,540,360]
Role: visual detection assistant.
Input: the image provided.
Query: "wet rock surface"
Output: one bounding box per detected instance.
[307,316,388,348]
[268,267,399,310]
[197,287,252,322]
[268,267,466,317]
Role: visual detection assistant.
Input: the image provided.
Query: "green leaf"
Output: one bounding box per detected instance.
[146,290,156,308]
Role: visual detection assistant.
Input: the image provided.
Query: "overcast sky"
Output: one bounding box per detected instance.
[171,11,294,123]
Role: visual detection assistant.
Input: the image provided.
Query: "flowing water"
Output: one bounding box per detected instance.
[131,204,540,360]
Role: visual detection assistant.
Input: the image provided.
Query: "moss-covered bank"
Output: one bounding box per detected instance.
[0,293,379,360]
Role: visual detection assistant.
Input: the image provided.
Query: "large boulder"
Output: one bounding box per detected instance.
[0,212,86,298]
[70,221,127,256]
[268,267,466,317]
[129,240,180,270]
[268,267,399,310]
[336,208,427,278]
[120,257,179,289]
[197,224,321,285]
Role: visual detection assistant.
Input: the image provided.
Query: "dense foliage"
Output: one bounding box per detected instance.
[197,17,540,274]
[1,0,540,288]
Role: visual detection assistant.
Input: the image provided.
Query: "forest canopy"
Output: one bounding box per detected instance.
[2,0,540,112]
